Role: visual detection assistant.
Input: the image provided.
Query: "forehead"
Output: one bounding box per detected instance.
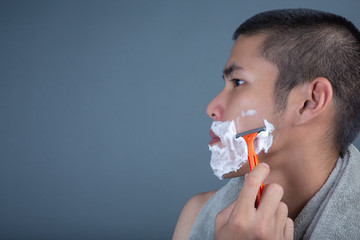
[229,34,264,61]
[224,34,278,80]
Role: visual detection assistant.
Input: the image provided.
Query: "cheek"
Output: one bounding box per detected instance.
[244,92,275,118]
[225,93,253,118]
[227,99,275,134]
[222,85,275,116]
[226,93,270,118]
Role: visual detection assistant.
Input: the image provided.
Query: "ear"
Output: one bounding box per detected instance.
[296,77,333,125]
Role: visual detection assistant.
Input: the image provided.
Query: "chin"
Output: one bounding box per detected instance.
[222,163,249,178]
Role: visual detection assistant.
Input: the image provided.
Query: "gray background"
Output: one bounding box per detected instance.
[1,0,360,239]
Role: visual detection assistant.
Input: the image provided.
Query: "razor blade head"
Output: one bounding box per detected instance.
[235,126,266,138]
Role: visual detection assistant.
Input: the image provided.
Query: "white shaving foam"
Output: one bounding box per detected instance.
[209,119,274,179]
[241,109,256,117]
[254,120,274,154]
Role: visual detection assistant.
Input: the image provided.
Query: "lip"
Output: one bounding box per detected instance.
[209,130,221,145]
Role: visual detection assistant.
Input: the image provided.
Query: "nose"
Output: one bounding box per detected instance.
[206,90,225,121]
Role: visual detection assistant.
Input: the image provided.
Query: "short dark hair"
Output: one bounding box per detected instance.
[233,8,360,157]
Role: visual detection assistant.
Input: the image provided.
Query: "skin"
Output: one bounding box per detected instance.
[173,34,339,240]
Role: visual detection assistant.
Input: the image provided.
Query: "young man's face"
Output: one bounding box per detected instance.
[207,34,280,177]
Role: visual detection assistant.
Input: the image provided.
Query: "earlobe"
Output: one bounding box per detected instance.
[296,77,333,125]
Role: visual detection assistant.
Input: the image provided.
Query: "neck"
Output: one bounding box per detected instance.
[262,143,338,220]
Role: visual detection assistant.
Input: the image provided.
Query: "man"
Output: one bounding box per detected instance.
[173,8,360,240]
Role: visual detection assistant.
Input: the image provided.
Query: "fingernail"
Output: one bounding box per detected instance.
[262,163,270,169]
[245,173,249,179]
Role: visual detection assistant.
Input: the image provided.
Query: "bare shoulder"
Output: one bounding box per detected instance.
[172,190,217,240]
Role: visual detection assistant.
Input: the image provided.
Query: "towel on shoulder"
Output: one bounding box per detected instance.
[189,145,360,240]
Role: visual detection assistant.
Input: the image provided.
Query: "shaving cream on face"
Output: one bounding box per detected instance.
[241,109,256,117]
[209,121,248,179]
[254,120,274,154]
[209,119,275,179]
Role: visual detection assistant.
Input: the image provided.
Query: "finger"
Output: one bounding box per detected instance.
[274,202,288,233]
[232,163,270,214]
[284,218,294,240]
[257,183,284,217]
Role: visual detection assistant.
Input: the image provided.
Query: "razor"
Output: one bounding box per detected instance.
[236,126,266,208]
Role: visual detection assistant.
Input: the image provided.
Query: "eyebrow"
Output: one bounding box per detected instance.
[222,64,243,80]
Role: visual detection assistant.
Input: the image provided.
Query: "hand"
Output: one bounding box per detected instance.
[214,163,294,240]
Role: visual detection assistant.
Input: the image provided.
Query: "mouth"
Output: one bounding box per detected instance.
[209,130,221,145]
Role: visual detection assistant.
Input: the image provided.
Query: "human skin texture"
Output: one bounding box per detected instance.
[209,119,274,179]
[207,34,280,178]
[206,34,295,240]
[173,33,337,240]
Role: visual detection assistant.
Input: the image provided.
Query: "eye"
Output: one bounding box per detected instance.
[232,79,245,87]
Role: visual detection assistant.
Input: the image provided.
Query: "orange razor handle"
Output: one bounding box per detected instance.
[243,132,264,208]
